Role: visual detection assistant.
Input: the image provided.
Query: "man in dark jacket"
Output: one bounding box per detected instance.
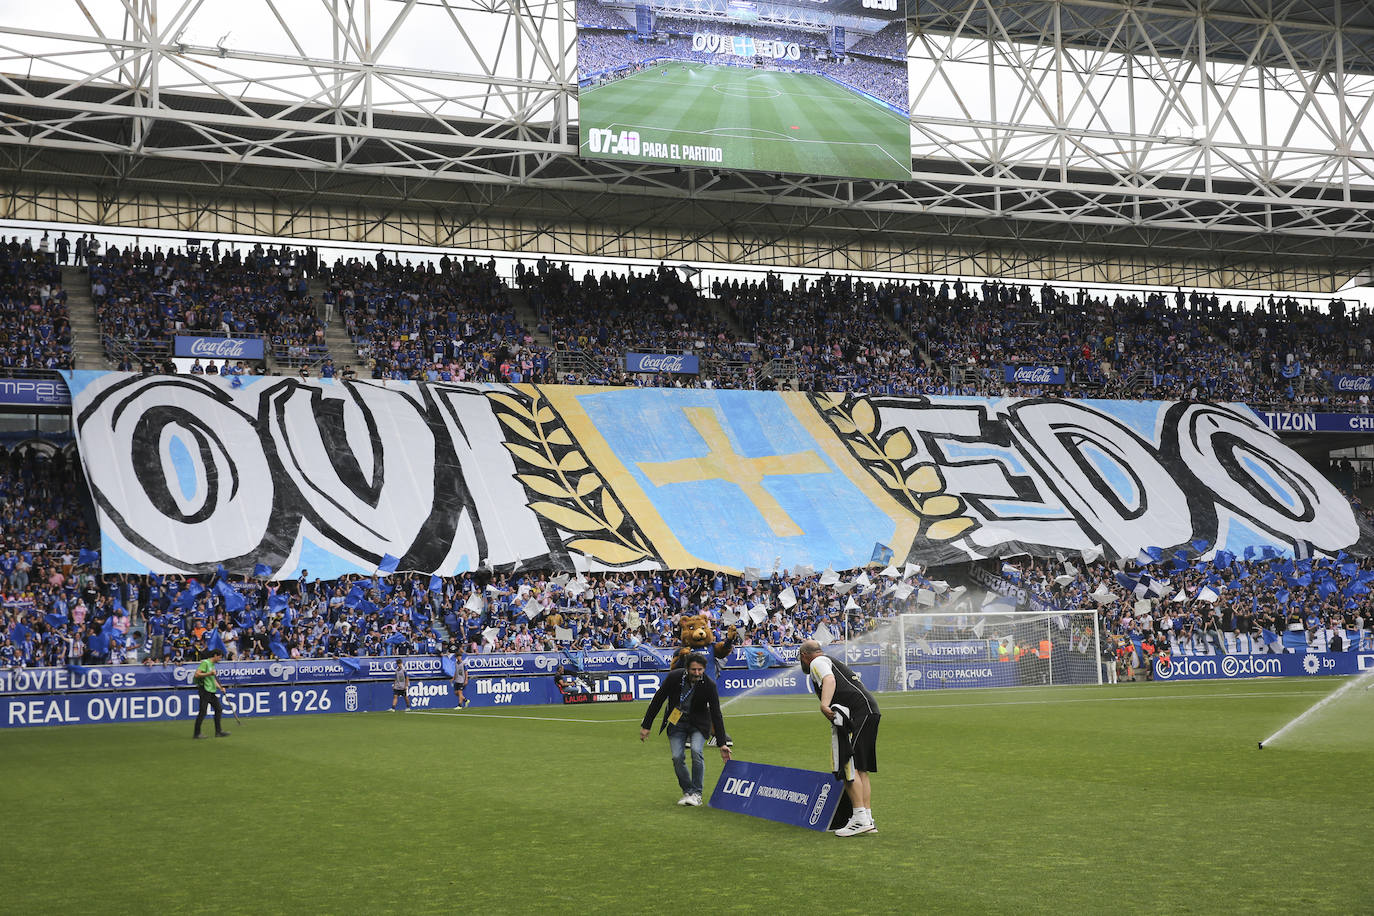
[639,653,733,806]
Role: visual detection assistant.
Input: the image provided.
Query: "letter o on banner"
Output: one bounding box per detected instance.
[1173,404,1359,549]
[76,375,274,569]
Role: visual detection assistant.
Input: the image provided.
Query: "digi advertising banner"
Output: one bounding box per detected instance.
[575,0,911,180]
[65,372,1374,580]
[708,759,848,831]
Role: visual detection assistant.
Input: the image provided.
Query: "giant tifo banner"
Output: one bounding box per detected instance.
[64,372,1374,578]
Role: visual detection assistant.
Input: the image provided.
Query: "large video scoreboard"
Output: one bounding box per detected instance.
[576,0,911,181]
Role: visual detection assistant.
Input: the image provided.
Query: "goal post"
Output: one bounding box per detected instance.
[883,611,1103,692]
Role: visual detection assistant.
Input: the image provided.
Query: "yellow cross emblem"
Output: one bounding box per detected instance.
[637,407,829,538]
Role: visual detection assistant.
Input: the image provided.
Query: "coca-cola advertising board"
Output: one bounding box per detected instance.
[625,352,699,374]
[1002,365,1066,385]
[174,335,265,361]
[1327,373,1374,392]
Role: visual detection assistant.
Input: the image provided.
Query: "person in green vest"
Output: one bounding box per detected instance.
[193,648,231,739]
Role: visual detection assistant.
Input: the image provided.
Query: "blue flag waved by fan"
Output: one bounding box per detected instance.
[744,645,784,669]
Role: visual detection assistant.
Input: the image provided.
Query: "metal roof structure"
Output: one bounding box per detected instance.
[0,0,1371,288]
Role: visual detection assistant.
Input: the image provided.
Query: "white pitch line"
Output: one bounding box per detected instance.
[408,710,607,723]
[408,688,1329,725]
[723,689,1330,718]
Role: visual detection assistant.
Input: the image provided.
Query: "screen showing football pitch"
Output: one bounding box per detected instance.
[576,0,911,181]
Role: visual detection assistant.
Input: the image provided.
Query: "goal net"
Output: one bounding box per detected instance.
[880,611,1103,691]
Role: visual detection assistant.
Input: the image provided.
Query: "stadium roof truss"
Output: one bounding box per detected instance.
[0,0,1372,289]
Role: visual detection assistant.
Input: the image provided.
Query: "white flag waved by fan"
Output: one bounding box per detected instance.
[778,586,797,609]
[916,588,935,607]
[880,565,901,579]
[1090,583,1118,604]
[1196,585,1220,603]
[464,593,484,612]
[812,622,837,645]
[523,598,544,620]
[1171,587,1189,603]
[554,626,574,642]
[749,605,769,626]
[903,562,922,580]
[819,566,840,586]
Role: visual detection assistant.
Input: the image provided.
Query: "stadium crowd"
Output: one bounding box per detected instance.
[322,253,550,383]
[575,0,632,30]
[0,220,1351,412]
[4,223,1374,672]
[848,22,907,61]
[3,537,1372,669]
[0,240,72,373]
[90,241,323,369]
[63,239,1370,410]
[519,259,738,385]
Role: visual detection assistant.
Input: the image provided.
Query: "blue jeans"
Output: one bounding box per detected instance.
[667,724,707,795]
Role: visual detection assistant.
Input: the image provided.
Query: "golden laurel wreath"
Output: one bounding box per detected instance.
[488,389,655,566]
[812,392,977,543]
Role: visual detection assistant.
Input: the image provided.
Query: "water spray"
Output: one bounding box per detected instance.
[1257,663,1374,749]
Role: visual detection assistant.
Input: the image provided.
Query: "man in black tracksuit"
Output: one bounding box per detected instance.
[639,653,733,807]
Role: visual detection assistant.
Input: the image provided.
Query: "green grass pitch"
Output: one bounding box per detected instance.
[579,63,912,180]
[5,678,1372,914]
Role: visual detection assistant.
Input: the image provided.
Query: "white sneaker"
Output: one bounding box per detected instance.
[685,793,703,807]
[677,794,693,806]
[835,816,876,837]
